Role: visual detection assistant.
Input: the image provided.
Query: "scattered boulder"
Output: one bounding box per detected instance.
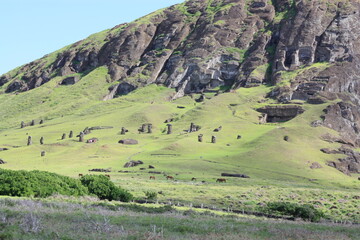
[149,165,155,169]
[0,159,6,164]
[149,171,162,174]
[89,168,111,172]
[310,162,322,169]
[0,148,9,151]
[237,135,242,139]
[118,139,138,145]
[221,173,250,178]
[284,136,289,141]
[124,160,143,168]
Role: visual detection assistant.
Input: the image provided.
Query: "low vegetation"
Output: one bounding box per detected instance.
[0,197,358,240]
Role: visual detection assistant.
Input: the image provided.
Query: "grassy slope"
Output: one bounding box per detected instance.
[0,66,359,222]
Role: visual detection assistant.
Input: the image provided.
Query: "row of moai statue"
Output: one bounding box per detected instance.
[21,120,43,128]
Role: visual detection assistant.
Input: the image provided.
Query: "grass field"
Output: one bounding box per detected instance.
[0,197,359,240]
[0,66,359,223]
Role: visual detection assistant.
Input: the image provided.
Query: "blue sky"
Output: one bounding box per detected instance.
[0,0,183,75]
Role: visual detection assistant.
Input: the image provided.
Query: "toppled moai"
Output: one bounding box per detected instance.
[213,126,222,132]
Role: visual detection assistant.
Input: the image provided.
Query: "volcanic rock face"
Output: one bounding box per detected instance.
[2,0,360,173]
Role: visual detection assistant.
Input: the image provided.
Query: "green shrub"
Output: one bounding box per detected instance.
[0,169,88,198]
[144,191,157,201]
[263,202,325,222]
[79,175,133,202]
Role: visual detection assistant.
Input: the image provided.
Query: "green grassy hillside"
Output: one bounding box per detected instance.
[0,66,359,222]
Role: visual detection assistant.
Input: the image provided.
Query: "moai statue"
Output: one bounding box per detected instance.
[167,124,172,134]
[141,124,146,133]
[195,125,201,132]
[30,120,35,126]
[189,123,195,132]
[39,120,44,125]
[211,136,216,144]
[121,127,126,135]
[79,132,84,142]
[41,151,46,157]
[69,131,73,138]
[147,124,153,134]
[27,136,32,146]
[198,134,203,142]
[40,137,44,145]
[21,121,25,128]
[62,133,66,140]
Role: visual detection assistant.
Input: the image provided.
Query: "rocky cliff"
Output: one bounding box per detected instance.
[1,0,360,174]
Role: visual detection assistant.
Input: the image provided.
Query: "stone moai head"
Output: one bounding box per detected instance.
[79,132,84,142]
[27,136,32,146]
[211,136,216,144]
[198,134,203,142]
[69,131,73,138]
[62,133,66,140]
[167,124,172,134]
[40,137,44,145]
[21,121,25,128]
[148,124,152,133]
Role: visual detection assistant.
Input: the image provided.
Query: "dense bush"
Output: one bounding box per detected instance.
[0,169,88,198]
[79,175,133,202]
[263,202,325,222]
